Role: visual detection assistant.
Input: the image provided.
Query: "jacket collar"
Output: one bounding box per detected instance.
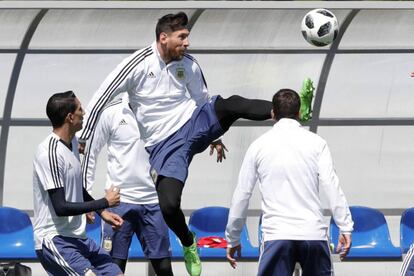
[273,118,301,129]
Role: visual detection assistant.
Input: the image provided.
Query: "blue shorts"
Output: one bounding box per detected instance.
[402,244,414,276]
[147,95,224,183]
[102,202,171,260]
[258,240,332,276]
[36,235,122,276]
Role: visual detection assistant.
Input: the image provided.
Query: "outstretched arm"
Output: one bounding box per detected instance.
[48,187,109,217]
[49,185,120,217]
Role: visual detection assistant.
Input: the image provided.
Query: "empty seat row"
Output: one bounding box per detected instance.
[330,206,401,259]
[0,206,257,261]
[1,206,414,261]
[329,206,414,259]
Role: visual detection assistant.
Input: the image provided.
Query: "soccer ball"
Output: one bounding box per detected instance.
[301,9,339,47]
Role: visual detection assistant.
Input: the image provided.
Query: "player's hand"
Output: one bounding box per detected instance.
[411,72,414,78]
[226,244,241,269]
[105,185,120,207]
[336,233,352,260]
[86,212,95,224]
[101,210,123,230]
[78,142,86,154]
[209,139,228,162]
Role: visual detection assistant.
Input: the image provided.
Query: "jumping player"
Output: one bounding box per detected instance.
[78,12,312,276]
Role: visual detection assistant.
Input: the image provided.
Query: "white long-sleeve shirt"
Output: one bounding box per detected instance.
[79,42,209,147]
[82,94,158,204]
[225,118,353,247]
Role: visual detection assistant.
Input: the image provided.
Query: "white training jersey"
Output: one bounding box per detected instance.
[226,119,353,247]
[82,94,158,204]
[33,133,86,250]
[79,42,209,147]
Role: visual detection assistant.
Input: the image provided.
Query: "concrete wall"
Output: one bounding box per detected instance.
[1,2,414,275]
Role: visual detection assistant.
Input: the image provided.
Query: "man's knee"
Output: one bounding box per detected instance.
[158,197,181,217]
[156,177,184,217]
[219,95,244,108]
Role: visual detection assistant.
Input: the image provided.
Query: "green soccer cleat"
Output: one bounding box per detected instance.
[299,78,315,122]
[183,232,202,276]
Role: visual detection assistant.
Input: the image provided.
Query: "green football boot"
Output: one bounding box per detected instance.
[299,78,315,122]
[183,232,201,276]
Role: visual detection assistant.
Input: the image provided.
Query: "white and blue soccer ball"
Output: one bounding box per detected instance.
[301,9,339,47]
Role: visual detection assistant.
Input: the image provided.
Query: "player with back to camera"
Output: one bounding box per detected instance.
[78,12,314,276]
[225,89,353,276]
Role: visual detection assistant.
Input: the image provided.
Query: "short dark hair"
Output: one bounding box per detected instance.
[46,91,78,128]
[156,12,188,41]
[272,89,300,120]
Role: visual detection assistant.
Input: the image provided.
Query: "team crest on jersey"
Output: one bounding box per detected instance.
[84,269,96,276]
[150,168,158,184]
[176,67,185,80]
[103,238,112,252]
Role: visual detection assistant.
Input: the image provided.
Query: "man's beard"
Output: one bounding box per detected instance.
[169,48,185,61]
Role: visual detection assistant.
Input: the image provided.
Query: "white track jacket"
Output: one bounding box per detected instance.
[79,42,209,147]
[225,119,353,247]
[82,95,158,204]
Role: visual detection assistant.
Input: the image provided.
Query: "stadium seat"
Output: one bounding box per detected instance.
[330,206,401,259]
[0,207,37,260]
[189,206,259,259]
[400,207,414,254]
[85,214,102,245]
